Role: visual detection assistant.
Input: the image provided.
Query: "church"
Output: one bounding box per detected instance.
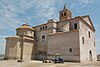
[4,4,97,62]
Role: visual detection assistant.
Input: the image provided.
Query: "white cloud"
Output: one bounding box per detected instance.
[0,0,20,30]
[77,0,94,4]
[64,0,97,12]
[0,0,98,30]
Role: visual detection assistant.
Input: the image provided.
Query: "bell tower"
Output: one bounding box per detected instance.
[59,4,72,22]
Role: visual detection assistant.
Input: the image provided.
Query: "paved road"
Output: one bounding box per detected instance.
[0,60,100,67]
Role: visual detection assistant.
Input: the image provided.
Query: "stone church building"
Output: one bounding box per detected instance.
[4,5,97,62]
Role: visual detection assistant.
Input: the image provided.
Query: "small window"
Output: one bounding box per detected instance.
[69,48,72,52]
[64,12,66,16]
[40,27,42,30]
[82,37,84,44]
[74,23,77,29]
[88,31,90,38]
[94,42,95,47]
[45,26,47,29]
[42,35,45,39]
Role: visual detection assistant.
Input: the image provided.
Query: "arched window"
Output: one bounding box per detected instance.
[62,13,63,16]
[45,26,47,29]
[64,12,66,16]
[74,23,77,29]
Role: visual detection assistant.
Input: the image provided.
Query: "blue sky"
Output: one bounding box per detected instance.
[0,0,100,55]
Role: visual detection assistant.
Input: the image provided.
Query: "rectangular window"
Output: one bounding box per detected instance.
[82,37,84,44]
[40,27,42,30]
[42,35,45,39]
[88,31,90,38]
[69,48,72,52]
[74,23,77,29]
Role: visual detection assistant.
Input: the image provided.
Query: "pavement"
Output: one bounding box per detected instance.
[0,60,100,67]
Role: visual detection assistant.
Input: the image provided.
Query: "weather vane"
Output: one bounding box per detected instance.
[26,19,28,25]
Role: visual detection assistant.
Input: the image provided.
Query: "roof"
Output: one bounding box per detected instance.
[59,4,72,14]
[32,19,57,28]
[32,15,95,32]
[79,15,95,31]
[81,15,95,31]
[16,23,35,30]
[63,4,67,10]
[6,36,21,39]
[60,15,95,32]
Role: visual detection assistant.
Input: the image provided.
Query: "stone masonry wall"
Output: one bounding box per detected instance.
[47,30,80,62]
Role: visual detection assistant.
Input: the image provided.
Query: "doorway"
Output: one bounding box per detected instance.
[89,50,92,61]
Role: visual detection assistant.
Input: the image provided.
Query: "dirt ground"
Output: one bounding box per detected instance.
[0,60,100,67]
